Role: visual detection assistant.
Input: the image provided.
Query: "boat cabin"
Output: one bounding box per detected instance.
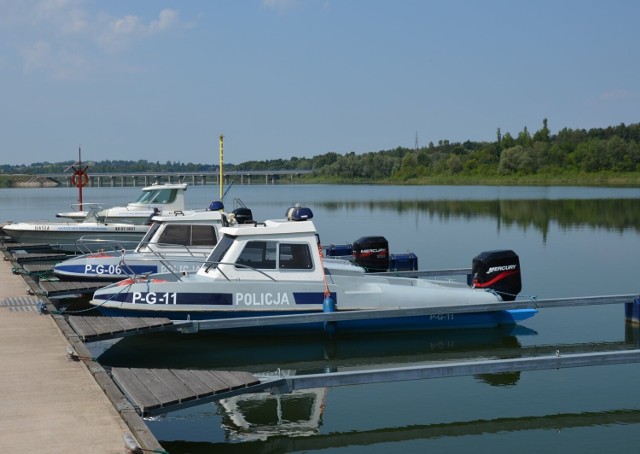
[135,209,225,254]
[200,214,328,282]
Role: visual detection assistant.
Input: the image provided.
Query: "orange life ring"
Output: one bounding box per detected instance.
[71,170,89,188]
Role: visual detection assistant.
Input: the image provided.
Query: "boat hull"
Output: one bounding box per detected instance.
[90,274,537,334]
[54,251,208,280]
[2,223,148,252]
[95,305,537,334]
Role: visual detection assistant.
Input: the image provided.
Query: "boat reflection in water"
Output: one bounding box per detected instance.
[97,326,535,445]
[218,384,327,442]
[96,325,536,375]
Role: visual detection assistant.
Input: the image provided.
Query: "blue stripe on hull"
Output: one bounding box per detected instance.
[95,307,537,334]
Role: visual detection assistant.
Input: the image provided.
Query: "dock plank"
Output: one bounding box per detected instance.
[12,252,69,263]
[66,315,176,341]
[131,368,180,408]
[151,369,198,403]
[111,367,162,413]
[67,316,98,340]
[228,370,261,388]
[108,316,146,333]
[38,280,106,297]
[140,317,174,329]
[170,370,216,399]
[189,370,233,394]
[210,371,253,390]
[85,316,121,336]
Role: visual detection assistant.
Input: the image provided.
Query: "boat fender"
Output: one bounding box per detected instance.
[323,295,336,312]
[323,295,337,338]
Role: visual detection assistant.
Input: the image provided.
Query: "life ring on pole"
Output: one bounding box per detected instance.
[71,170,89,188]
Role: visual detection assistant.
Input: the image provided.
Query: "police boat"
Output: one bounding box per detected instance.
[89,207,536,333]
[53,202,254,281]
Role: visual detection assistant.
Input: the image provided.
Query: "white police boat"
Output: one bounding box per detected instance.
[55,182,189,223]
[52,203,253,281]
[90,207,537,333]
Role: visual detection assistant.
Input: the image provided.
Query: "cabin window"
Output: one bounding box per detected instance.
[279,243,313,270]
[137,188,177,204]
[157,225,190,246]
[156,225,218,247]
[236,241,277,269]
[191,225,217,246]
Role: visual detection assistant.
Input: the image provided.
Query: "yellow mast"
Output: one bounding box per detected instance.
[219,134,224,201]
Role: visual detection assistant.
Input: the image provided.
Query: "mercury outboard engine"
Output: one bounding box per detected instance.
[232,207,253,224]
[472,250,522,301]
[353,236,389,272]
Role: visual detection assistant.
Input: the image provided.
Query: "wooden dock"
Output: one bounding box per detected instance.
[111,368,264,416]
[36,279,109,298]
[3,246,110,297]
[68,315,175,342]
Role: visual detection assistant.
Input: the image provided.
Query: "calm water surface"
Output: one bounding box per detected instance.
[3,184,640,453]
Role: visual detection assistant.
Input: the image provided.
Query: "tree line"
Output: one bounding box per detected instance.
[2,120,640,184]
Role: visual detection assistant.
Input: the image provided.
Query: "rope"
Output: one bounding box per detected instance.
[317,243,331,298]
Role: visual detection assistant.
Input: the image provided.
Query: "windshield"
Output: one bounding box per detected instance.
[204,234,235,269]
[138,222,161,247]
[135,188,177,204]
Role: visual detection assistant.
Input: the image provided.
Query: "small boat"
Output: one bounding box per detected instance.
[52,206,252,281]
[56,182,189,223]
[2,208,150,253]
[90,207,537,334]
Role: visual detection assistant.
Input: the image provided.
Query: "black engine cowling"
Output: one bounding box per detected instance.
[472,250,522,301]
[353,236,389,272]
[232,207,254,224]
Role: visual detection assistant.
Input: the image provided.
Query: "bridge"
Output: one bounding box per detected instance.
[39,169,312,187]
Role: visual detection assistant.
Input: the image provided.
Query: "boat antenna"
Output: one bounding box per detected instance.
[218,134,224,201]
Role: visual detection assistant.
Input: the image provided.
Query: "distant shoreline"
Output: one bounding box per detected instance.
[1,173,640,188]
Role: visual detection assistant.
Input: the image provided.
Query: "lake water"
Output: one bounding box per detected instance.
[3,184,640,453]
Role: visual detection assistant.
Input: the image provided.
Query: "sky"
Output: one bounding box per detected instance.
[1,0,639,166]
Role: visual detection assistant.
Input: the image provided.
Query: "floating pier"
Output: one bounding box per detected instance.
[111,368,263,416]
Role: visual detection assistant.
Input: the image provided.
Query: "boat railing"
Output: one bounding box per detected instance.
[65,202,102,212]
[114,246,213,281]
[74,236,142,255]
[202,260,278,282]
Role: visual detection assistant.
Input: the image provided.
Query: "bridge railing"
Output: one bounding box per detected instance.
[38,170,313,187]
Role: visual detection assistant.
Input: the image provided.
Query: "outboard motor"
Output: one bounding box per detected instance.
[353,236,389,272]
[232,207,253,224]
[472,250,522,301]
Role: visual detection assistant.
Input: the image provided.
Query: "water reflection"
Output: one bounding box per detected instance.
[316,199,640,240]
[97,326,536,375]
[160,407,640,453]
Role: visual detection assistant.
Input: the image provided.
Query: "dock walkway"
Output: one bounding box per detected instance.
[0,254,144,453]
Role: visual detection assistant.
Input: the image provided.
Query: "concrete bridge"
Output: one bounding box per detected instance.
[40,169,312,187]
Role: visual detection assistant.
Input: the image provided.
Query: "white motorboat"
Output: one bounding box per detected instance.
[2,206,151,253]
[90,207,537,334]
[56,182,188,223]
[52,206,253,280]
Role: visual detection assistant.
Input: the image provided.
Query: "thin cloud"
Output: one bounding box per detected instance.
[262,0,302,13]
[0,1,184,79]
[96,9,181,53]
[600,89,637,101]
